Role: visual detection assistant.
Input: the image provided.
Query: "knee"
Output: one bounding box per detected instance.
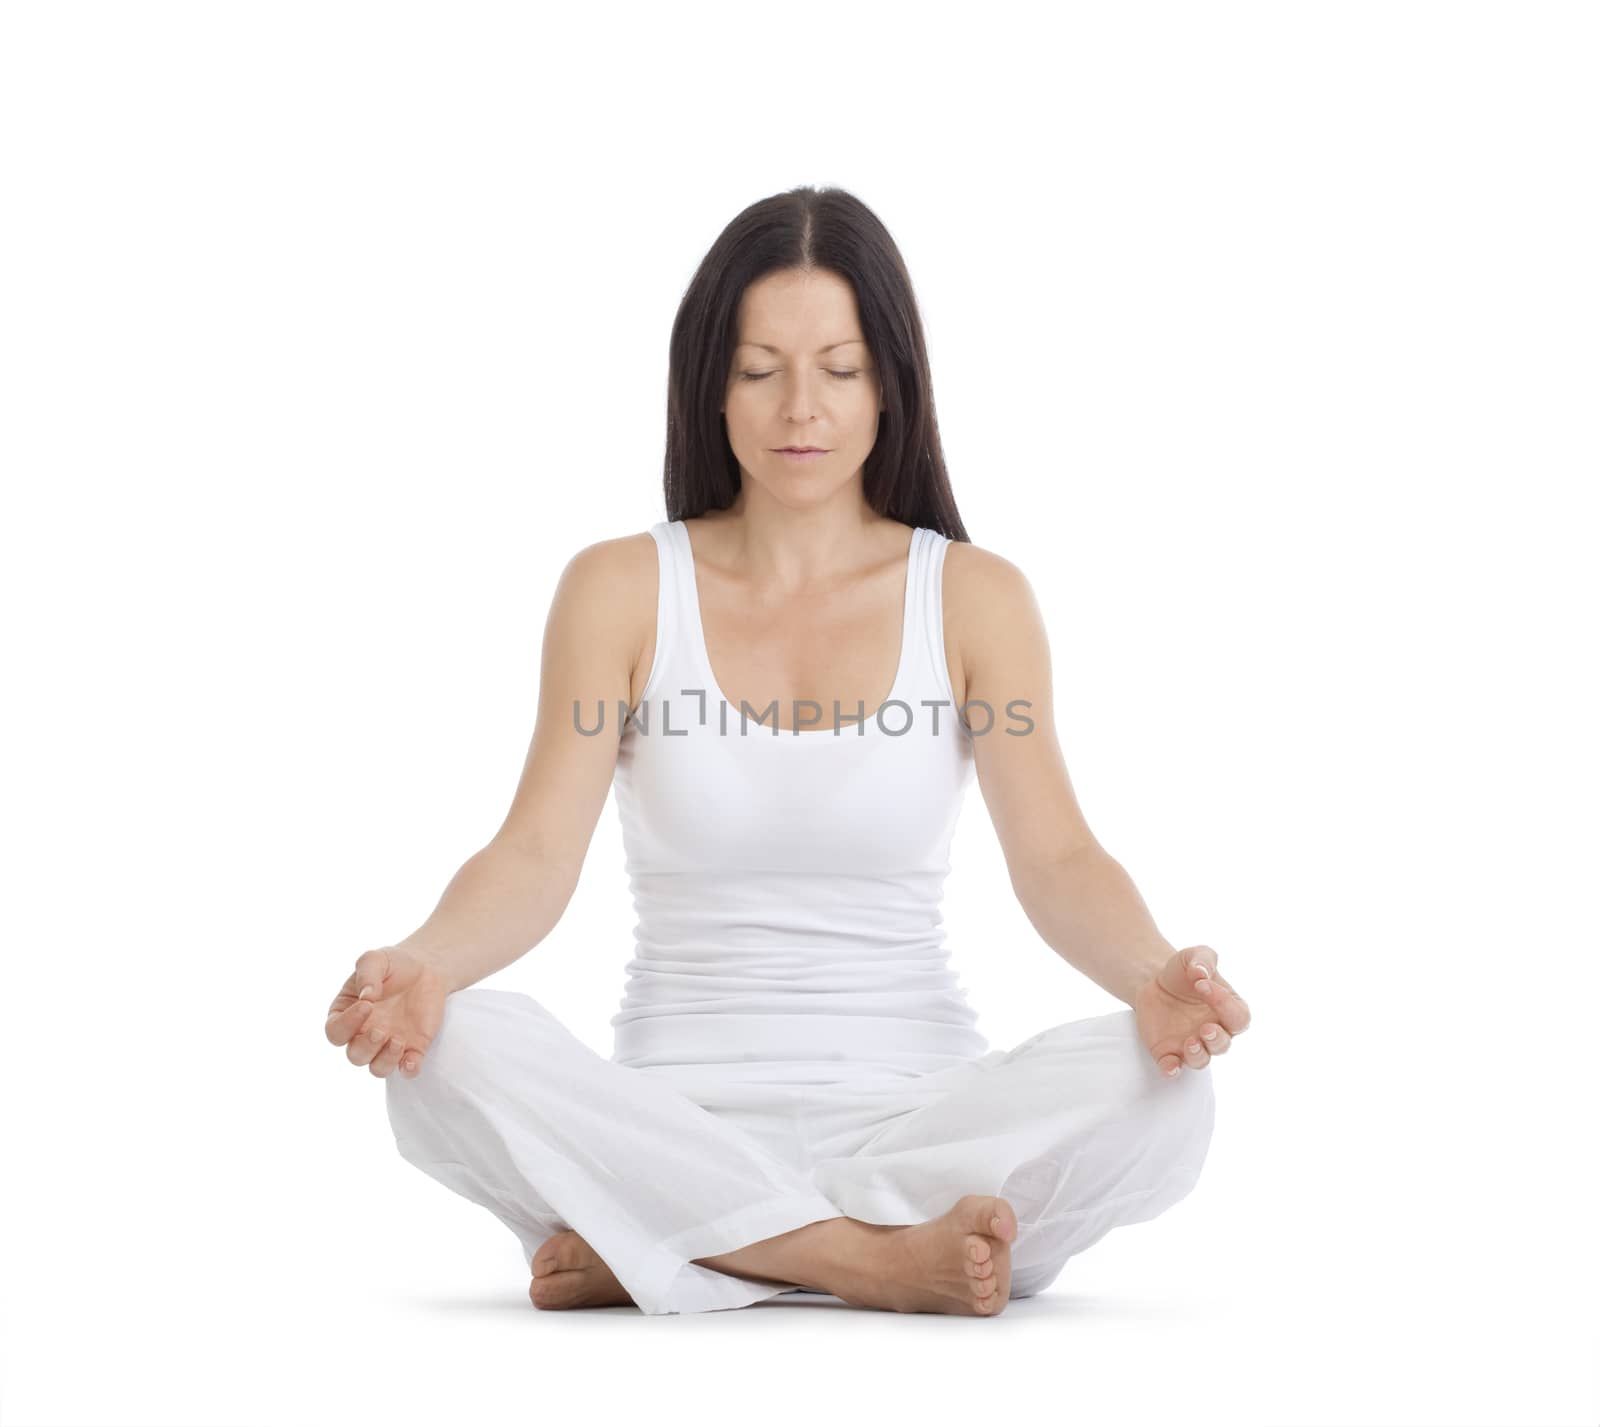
[1112,1010,1217,1148]
[1128,1042,1216,1204]
[410,988,496,1078]
[1028,1008,1216,1143]
[384,989,514,1139]
[1157,1060,1216,1160]
[1025,1008,1168,1102]
[393,988,546,1094]
[1100,1008,1217,1106]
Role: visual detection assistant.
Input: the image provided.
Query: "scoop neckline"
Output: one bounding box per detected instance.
[674,519,920,740]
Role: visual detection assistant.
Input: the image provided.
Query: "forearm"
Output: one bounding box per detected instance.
[393,839,577,994]
[1010,843,1176,1006]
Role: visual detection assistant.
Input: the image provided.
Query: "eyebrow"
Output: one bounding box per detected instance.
[737,339,866,354]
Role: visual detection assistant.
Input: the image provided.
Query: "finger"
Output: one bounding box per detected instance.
[369,1035,407,1079]
[327,965,361,1012]
[1159,1051,1185,1078]
[346,1019,389,1068]
[1188,972,1250,1035]
[397,1048,425,1079]
[1199,1022,1232,1055]
[1207,984,1250,1036]
[1184,945,1218,983]
[326,962,375,1018]
[1229,990,1251,1033]
[1181,1033,1211,1069]
[350,948,393,1004]
[325,1000,374,1047]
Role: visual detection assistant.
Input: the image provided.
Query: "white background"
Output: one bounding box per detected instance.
[2,3,1595,1425]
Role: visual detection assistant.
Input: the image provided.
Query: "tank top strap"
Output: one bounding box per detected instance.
[902,526,957,708]
[635,520,697,713]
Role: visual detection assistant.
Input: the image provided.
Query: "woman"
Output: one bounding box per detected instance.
[324,185,1251,1317]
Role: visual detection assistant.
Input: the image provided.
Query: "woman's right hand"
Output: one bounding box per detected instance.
[324,947,449,1080]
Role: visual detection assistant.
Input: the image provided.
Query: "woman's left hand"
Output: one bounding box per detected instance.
[1132,945,1251,1077]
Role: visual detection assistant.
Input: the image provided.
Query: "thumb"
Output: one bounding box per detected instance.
[352,947,393,1002]
[1161,944,1213,999]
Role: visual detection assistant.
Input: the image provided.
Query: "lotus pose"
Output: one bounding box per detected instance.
[325,184,1251,1317]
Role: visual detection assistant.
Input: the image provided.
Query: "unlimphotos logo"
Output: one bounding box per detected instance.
[572,691,1035,738]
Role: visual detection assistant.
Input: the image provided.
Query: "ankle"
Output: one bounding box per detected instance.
[693,1215,892,1295]
[811,1217,902,1296]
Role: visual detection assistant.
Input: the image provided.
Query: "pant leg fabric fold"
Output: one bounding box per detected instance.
[386,995,1216,1313]
[797,1009,1216,1296]
[385,989,845,1315]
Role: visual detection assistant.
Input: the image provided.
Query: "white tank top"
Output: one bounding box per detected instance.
[609,518,990,1084]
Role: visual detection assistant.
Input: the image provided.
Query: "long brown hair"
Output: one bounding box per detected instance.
[664,185,969,542]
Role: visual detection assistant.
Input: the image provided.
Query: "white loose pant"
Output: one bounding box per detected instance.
[384,989,1216,1315]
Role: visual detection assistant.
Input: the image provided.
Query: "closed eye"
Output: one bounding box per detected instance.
[740,370,861,381]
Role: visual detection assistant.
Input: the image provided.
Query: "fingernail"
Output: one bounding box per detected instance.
[359,986,374,1000]
[1203,1027,1218,1039]
[1166,1064,1180,1076]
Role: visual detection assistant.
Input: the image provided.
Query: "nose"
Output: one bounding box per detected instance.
[777,368,822,425]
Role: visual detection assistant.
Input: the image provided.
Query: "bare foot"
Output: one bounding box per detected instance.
[529,1230,636,1310]
[834,1195,1018,1316]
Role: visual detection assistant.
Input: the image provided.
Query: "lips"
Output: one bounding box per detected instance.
[776,447,827,453]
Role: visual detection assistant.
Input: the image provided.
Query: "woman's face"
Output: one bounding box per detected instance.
[720,267,884,507]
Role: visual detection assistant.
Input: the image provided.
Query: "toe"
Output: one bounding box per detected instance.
[533,1229,576,1276]
[532,1229,591,1285]
[968,1194,1018,1244]
[953,1196,1017,1241]
[966,1255,995,1280]
[550,1230,585,1271]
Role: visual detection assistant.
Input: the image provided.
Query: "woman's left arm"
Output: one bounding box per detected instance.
[944,543,1251,1073]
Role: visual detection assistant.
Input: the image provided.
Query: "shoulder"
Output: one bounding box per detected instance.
[939,538,1047,695]
[561,527,660,582]
[941,537,1040,623]
[552,529,663,617]
[545,529,663,668]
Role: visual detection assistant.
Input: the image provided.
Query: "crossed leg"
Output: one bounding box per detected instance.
[389,992,1214,1315]
[795,1008,1217,1298]
[386,989,846,1315]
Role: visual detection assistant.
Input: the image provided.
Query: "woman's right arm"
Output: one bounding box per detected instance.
[386,534,653,996]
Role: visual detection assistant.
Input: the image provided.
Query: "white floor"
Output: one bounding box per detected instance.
[6,1125,1594,1427]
